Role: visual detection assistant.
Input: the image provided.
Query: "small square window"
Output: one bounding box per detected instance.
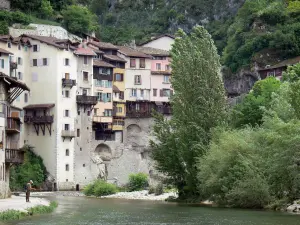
[33,59,37,67]
[43,58,48,66]
[8,42,11,48]
[130,59,136,68]
[24,93,28,103]
[153,89,157,97]
[33,45,38,52]
[17,57,22,65]
[140,58,145,68]
[83,164,85,167]
[80,148,82,151]
[65,164,69,171]
[65,90,70,98]
[65,58,69,66]
[66,149,69,156]
[83,72,88,81]
[77,129,80,137]
[164,75,170,83]
[134,75,141,85]
[65,110,69,117]
[18,45,21,50]
[156,63,161,71]
[84,56,88,65]
[64,124,69,130]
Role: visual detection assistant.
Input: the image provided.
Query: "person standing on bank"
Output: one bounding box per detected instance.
[25,180,35,202]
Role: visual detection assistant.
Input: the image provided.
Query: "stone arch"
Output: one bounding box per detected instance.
[127,124,142,136]
[95,143,112,161]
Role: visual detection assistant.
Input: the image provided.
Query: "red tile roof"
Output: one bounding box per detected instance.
[93,59,115,68]
[103,54,127,62]
[117,46,151,58]
[74,45,96,56]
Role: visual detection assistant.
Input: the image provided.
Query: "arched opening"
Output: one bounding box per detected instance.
[95,144,112,161]
[53,183,57,191]
[127,124,142,136]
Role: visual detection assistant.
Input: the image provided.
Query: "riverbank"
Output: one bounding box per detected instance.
[0,196,57,221]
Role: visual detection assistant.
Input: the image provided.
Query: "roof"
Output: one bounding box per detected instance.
[88,41,118,50]
[258,56,300,71]
[151,71,172,75]
[0,73,30,91]
[113,85,120,93]
[0,47,13,55]
[140,34,175,46]
[93,59,115,68]
[74,45,96,56]
[23,104,55,110]
[136,46,170,57]
[103,54,127,63]
[117,46,152,58]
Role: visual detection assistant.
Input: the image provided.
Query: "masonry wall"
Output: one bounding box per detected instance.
[0,0,10,10]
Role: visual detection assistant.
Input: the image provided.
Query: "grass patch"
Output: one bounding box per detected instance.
[30,16,61,26]
[0,201,58,221]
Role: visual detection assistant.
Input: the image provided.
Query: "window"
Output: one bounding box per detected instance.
[77,110,80,116]
[7,42,11,48]
[1,59,4,68]
[65,73,70,79]
[131,89,137,97]
[65,90,70,98]
[140,58,145,68]
[65,164,69,171]
[166,65,170,71]
[18,72,22,80]
[66,149,69,156]
[83,164,86,167]
[134,75,141,85]
[17,57,22,65]
[130,58,136,68]
[65,58,69,66]
[118,107,122,113]
[83,89,88,95]
[77,129,80,137]
[164,75,170,83]
[33,59,37,67]
[267,71,275,77]
[18,45,21,50]
[94,108,97,115]
[119,91,124,100]
[104,109,112,117]
[136,103,140,111]
[33,45,38,52]
[115,73,123,81]
[64,124,69,130]
[87,111,90,116]
[161,89,171,97]
[43,58,48,66]
[100,68,110,75]
[153,89,157,97]
[65,110,69,117]
[83,71,88,81]
[24,93,28,103]
[140,90,144,97]
[84,56,88,64]
[156,63,161,71]
[24,45,28,52]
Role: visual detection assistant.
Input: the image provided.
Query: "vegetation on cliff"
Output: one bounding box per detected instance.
[150,26,226,199]
[10,146,48,191]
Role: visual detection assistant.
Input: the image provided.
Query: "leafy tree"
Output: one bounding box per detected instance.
[40,0,54,19]
[11,0,41,13]
[231,77,281,128]
[62,5,99,35]
[10,146,48,191]
[151,26,226,199]
[0,21,9,35]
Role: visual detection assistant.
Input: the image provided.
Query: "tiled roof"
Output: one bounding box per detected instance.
[103,54,127,62]
[93,59,115,68]
[117,46,151,58]
[74,45,96,56]
[136,46,170,57]
[0,73,29,91]
[140,34,175,45]
[259,56,300,71]
[89,41,118,50]
[21,34,67,49]
[0,47,13,54]
[24,104,55,110]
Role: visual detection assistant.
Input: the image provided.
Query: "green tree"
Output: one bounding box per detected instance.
[231,77,281,128]
[62,5,99,35]
[151,26,226,199]
[11,0,41,13]
[40,0,54,19]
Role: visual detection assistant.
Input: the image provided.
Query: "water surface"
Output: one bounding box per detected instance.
[2,196,300,225]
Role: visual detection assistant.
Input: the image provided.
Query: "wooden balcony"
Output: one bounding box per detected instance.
[62,78,76,88]
[10,62,18,70]
[6,117,21,134]
[126,111,152,118]
[24,115,54,124]
[76,95,97,105]
[5,149,24,164]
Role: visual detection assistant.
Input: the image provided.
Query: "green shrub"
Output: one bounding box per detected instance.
[148,186,155,194]
[154,183,164,196]
[83,180,117,197]
[128,173,148,191]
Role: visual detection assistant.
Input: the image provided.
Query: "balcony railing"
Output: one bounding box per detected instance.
[61,130,75,137]
[10,62,18,70]
[126,111,152,118]
[5,149,24,164]
[76,95,97,105]
[24,115,54,123]
[62,78,76,88]
[6,117,21,133]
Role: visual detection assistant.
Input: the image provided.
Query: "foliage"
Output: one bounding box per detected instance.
[40,0,54,19]
[0,21,9,35]
[154,183,164,196]
[10,146,48,191]
[128,173,148,192]
[83,180,118,196]
[11,0,41,13]
[231,77,281,127]
[62,5,99,35]
[0,202,57,221]
[283,63,300,83]
[151,26,226,199]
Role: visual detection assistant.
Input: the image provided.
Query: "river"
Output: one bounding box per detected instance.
[2,196,300,225]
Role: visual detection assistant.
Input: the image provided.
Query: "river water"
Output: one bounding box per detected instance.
[3,196,300,225]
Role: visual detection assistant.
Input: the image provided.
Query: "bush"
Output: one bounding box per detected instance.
[154,183,164,196]
[83,180,117,197]
[128,173,148,191]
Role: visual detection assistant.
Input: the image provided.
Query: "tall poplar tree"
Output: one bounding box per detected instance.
[150,26,226,199]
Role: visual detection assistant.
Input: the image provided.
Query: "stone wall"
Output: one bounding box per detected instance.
[0,0,10,10]
[9,24,82,42]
